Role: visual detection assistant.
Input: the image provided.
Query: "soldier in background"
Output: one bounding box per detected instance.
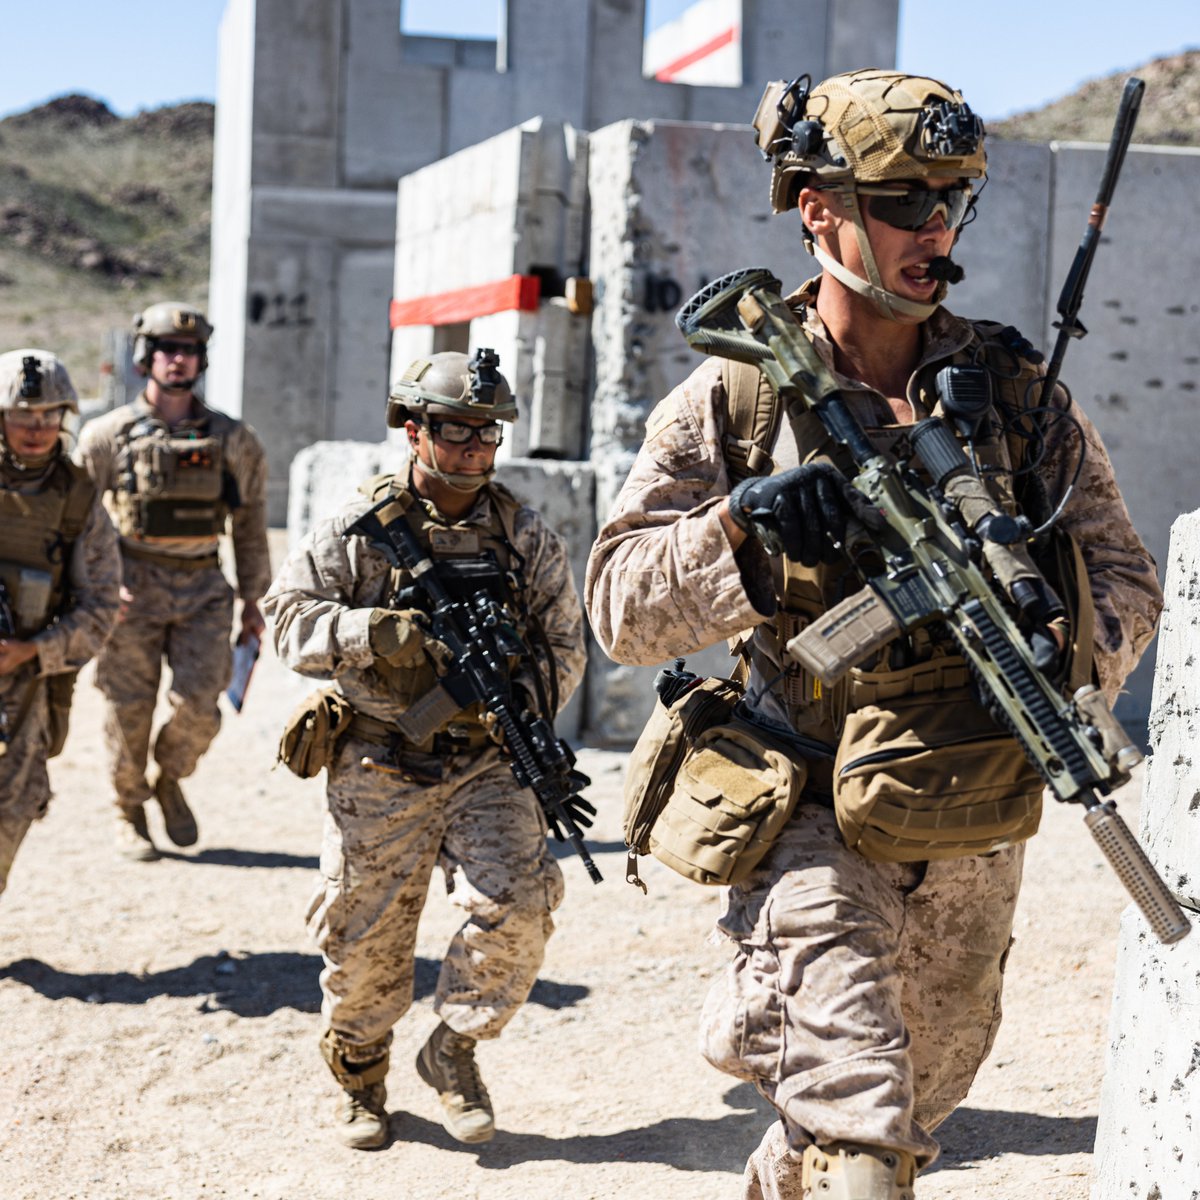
[77,303,269,862]
[586,70,1161,1197]
[264,350,587,1150]
[0,349,120,899]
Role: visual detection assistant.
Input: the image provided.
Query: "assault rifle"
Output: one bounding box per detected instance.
[343,500,602,884]
[674,264,1189,944]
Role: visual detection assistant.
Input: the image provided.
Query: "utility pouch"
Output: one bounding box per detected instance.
[135,437,225,501]
[623,671,812,889]
[833,662,1043,862]
[45,669,78,759]
[278,686,355,778]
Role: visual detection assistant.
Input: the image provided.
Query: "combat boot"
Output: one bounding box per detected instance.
[415,1021,495,1144]
[801,1142,916,1199]
[114,805,160,863]
[319,1028,390,1150]
[154,773,198,847]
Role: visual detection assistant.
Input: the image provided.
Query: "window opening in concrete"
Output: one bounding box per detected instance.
[643,0,742,87]
[400,0,507,71]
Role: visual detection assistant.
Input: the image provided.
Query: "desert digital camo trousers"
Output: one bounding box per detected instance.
[95,554,233,806]
[700,801,1024,1197]
[307,735,564,1051]
[0,675,51,899]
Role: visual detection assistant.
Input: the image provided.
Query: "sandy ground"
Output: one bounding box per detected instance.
[0,547,1147,1199]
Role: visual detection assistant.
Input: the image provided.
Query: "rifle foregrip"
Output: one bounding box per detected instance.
[1085,803,1192,944]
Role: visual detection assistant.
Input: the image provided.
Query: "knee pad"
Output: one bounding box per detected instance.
[319,1028,391,1091]
[801,1142,916,1200]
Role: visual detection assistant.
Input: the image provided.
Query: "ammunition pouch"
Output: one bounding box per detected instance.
[624,676,820,888]
[116,431,232,538]
[278,686,355,778]
[833,656,1044,861]
[0,565,55,638]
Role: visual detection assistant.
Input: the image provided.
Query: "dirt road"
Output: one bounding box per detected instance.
[0,596,1140,1199]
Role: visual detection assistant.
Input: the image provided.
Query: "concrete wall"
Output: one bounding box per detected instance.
[389,118,591,462]
[1091,510,1199,1199]
[211,0,900,522]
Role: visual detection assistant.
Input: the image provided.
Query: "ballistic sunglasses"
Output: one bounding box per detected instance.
[153,339,203,357]
[856,183,974,231]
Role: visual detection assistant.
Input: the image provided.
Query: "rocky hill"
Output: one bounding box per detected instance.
[991,50,1200,145]
[0,54,1195,397]
[0,94,212,396]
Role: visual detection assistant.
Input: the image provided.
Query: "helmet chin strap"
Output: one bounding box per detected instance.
[813,189,945,322]
[0,441,56,473]
[422,439,494,494]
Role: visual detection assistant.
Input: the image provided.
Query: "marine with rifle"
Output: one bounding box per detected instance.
[586,68,1164,1197]
[263,348,589,1150]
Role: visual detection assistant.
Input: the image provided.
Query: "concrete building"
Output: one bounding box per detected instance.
[208,0,901,521]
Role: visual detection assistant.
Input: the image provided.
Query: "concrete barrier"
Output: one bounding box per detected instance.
[1091,509,1199,1198]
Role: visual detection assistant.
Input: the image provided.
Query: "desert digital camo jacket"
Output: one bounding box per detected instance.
[0,463,121,825]
[587,296,1162,703]
[265,485,587,722]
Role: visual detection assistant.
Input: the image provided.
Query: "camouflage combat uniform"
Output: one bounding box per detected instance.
[263,478,586,1054]
[0,456,120,896]
[586,289,1162,1189]
[76,394,269,808]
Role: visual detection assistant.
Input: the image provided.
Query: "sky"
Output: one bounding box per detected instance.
[0,1,1194,123]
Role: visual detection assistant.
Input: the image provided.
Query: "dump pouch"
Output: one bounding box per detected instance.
[278,686,355,778]
[623,674,813,887]
[833,659,1044,862]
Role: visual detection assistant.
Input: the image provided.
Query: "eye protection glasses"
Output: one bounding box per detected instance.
[154,339,202,358]
[426,418,504,446]
[856,183,974,231]
[4,406,67,430]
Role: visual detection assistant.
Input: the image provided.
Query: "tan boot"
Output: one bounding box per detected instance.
[415,1021,495,1144]
[320,1029,390,1150]
[115,805,160,863]
[154,773,198,847]
[801,1142,917,1200]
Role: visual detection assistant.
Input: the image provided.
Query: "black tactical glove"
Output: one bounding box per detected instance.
[546,772,596,842]
[728,462,882,566]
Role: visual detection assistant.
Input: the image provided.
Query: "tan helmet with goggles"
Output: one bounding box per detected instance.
[386,348,517,428]
[752,68,986,321]
[132,301,213,373]
[0,348,79,413]
[387,349,516,495]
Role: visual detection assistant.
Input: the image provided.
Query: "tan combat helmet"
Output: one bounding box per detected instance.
[131,301,213,375]
[387,349,516,493]
[753,68,986,320]
[0,348,78,466]
[0,348,79,413]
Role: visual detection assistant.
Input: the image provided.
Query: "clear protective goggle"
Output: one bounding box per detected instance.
[425,418,504,446]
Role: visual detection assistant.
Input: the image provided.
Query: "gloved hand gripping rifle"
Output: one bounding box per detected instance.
[675,265,1188,944]
[343,501,602,884]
